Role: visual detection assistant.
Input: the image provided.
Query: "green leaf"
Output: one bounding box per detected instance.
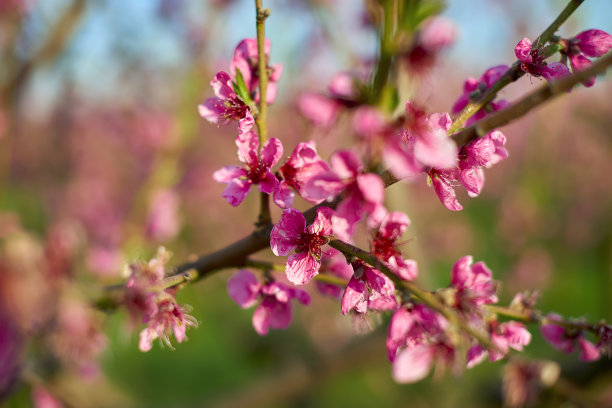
[232,69,253,106]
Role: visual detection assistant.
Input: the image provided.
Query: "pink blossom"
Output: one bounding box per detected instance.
[32,386,64,408]
[452,65,510,126]
[306,150,386,241]
[138,295,198,352]
[270,207,334,285]
[467,321,531,368]
[297,72,361,127]
[540,314,601,361]
[372,212,418,281]
[386,305,447,362]
[230,38,283,104]
[213,131,282,206]
[562,29,612,87]
[384,102,457,179]
[297,93,342,128]
[450,255,498,316]
[124,247,170,324]
[198,71,254,134]
[427,130,508,210]
[515,37,570,81]
[273,141,330,208]
[340,261,397,315]
[392,341,456,383]
[228,270,310,335]
[145,188,181,242]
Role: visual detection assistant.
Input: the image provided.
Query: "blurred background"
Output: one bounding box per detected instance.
[1,0,611,407]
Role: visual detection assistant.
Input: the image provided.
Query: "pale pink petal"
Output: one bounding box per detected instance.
[341,277,367,315]
[330,150,362,179]
[228,269,261,308]
[262,297,292,330]
[308,206,334,236]
[273,181,295,209]
[392,345,435,383]
[222,179,252,207]
[431,175,463,211]
[303,171,345,202]
[451,255,473,288]
[198,98,224,124]
[353,106,385,138]
[298,93,341,127]
[286,252,320,285]
[419,17,456,52]
[289,288,311,305]
[332,194,363,241]
[213,166,246,183]
[210,71,235,99]
[578,337,601,361]
[459,167,485,197]
[515,38,533,63]
[270,208,306,256]
[383,140,424,179]
[138,328,157,352]
[261,137,284,167]
[388,257,418,281]
[386,308,415,361]
[235,130,259,164]
[238,110,255,134]
[356,173,384,205]
[328,72,354,98]
[414,132,457,169]
[252,303,270,335]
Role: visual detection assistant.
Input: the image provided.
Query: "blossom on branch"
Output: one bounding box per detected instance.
[270,207,334,285]
[306,150,386,241]
[561,29,612,87]
[227,269,310,335]
[198,71,254,134]
[340,260,398,315]
[540,314,602,361]
[515,37,570,81]
[372,211,418,281]
[213,131,283,206]
[467,321,531,368]
[273,141,330,209]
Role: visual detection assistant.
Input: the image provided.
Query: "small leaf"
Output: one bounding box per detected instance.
[233,69,253,105]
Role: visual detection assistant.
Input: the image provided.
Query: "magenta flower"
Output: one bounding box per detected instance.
[372,211,418,281]
[427,130,508,210]
[213,131,283,206]
[230,38,283,105]
[306,150,386,241]
[452,65,510,126]
[273,141,330,209]
[138,295,198,352]
[562,29,612,87]
[386,305,456,383]
[384,102,457,179]
[198,71,254,134]
[341,261,398,315]
[467,321,531,368]
[227,269,310,335]
[515,37,570,81]
[124,247,171,324]
[386,304,447,362]
[450,255,498,314]
[270,207,334,285]
[540,314,601,361]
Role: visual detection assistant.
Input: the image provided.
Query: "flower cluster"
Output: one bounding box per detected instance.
[561,29,612,87]
[227,269,310,335]
[124,247,198,351]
